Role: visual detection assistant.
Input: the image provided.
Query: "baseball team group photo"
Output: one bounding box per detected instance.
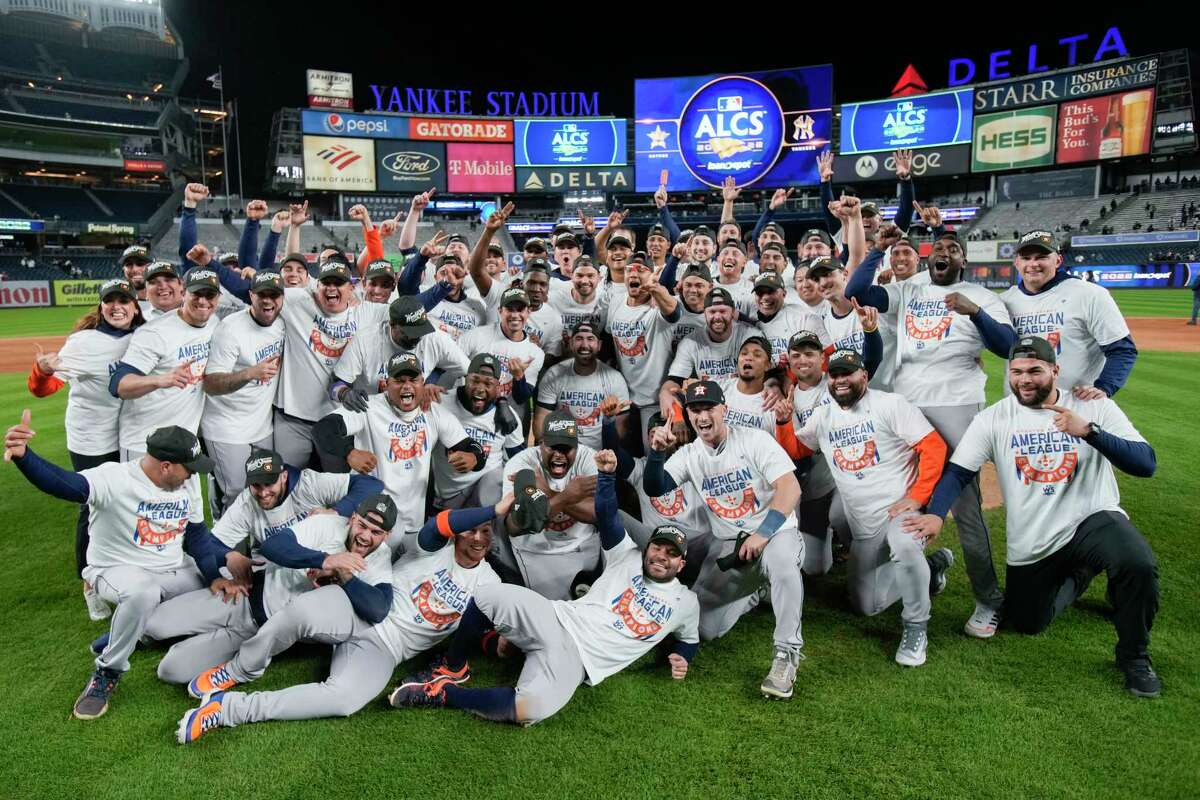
[0,6,1196,799]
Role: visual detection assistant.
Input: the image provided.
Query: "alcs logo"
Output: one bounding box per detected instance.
[882,100,927,140]
[551,123,589,161]
[678,75,784,188]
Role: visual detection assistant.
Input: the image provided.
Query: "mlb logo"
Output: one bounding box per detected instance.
[717,96,743,112]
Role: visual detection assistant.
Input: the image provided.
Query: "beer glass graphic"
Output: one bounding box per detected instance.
[1121,91,1152,155]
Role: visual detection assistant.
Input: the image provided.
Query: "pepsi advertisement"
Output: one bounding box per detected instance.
[839,89,974,154]
[514,118,627,167]
[634,65,833,191]
[300,109,408,139]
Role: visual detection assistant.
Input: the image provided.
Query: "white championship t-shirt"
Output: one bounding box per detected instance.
[668,323,754,382]
[54,328,131,456]
[200,309,285,444]
[626,457,712,538]
[754,307,831,369]
[537,360,630,450]
[457,324,546,398]
[605,299,678,406]
[427,295,486,342]
[334,322,467,393]
[717,378,775,433]
[212,468,351,549]
[502,445,599,554]
[431,393,524,501]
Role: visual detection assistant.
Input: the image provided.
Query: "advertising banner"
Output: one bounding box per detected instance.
[514,118,627,166]
[302,136,377,192]
[832,144,970,181]
[996,166,1096,201]
[52,279,106,307]
[515,166,633,193]
[374,140,447,193]
[446,143,514,192]
[1068,263,1195,288]
[966,241,999,262]
[839,89,973,154]
[85,222,138,236]
[1071,230,1199,247]
[123,159,165,172]
[635,65,834,191]
[408,118,513,142]
[0,280,51,308]
[972,105,1057,172]
[973,55,1159,112]
[301,110,407,139]
[306,69,354,110]
[0,219,44,232]
[1056,89,1154,163]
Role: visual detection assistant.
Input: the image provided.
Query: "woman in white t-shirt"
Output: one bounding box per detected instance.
[26,277,145,621]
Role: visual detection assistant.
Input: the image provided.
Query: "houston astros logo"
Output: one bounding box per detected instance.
[410,581,460,628]
[704,487,758,519]
[1015,451,1078,484]
[134,516,186,547]
[611,588,663,639]
[678,75,785,188]
[571,406,602,426]
[905,311,953,341]
[308,326,349,358]
[650,488,686,517]
[833,440,879,472]
[545,511,576,532]
[614,335,647,358]
[182,358,205,386]
[388,429,427,462]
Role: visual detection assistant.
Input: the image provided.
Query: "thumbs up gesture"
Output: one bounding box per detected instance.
[4,408,34,461]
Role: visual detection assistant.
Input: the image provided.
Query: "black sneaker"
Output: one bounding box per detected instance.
[1119,657,1162,698]
[73,667,121,720]
[927,548,955,597]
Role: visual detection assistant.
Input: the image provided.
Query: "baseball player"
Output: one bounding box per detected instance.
[774,350,954,667]
[667,261,715,345]
[904,336,1160,697]
[1001,230,1137,399]
[430,353,525,510]
[605,252,680,444]
[713,239,755,307]
[5,420,243,719]
[200,272,285,512]
[458,287,547,402]
[278,253,313,289]
[643,380,805,699]
[535,320,631,450]
[118,244,153,315]
[359,259,398,304]
[514,260,565,359]
[749,272,831,368]
[312,352,484,547]
[788,259,831,316]
[177,494,507,741]
[387,451,698,726]
[25,277,146,619]
[140,261,185,318]
[661,287,754,407]
[499,410,599,600]
[110,268,222,461]
[412,253,485,341]
[846,228,1017,639]
[548,255,606,331]
[715,336,784,434]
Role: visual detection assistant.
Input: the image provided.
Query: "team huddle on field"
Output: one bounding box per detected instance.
[4,158,1165,742]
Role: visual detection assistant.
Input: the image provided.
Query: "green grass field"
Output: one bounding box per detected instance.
[0,297,1196,799]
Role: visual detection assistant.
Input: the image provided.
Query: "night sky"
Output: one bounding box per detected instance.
[166,6,1191,195]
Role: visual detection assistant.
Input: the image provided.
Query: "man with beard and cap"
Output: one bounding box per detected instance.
[605,251,680,447]
[277,252,314,289]
[331,296,467,409]
[670,261,715,345]
[110,268,223,462]
[715,336,786,434]
[386,450,697,726]
[773,349,953,668]
[458,287,546,405]
[312,352,484,549]
[119,244,153,315]
[659,288,754,418]
[498,410,599,600]
[142,449,384,684]
[713,239,756,309]
[536,320,631,450]
[755,241,793,284]
[1000,230,1137,400]
[201,272,286,512]
[904,336,1161,697]
[643,380,804,699]
[750,272,831,369]
[594,209,634,286]
[432,353,526,511]
[846,223,1016,640]
[358,259,398,305]
[549,255,607,333]
[861,230,925,392]
[418,253,485,343]
[140,260,185,319]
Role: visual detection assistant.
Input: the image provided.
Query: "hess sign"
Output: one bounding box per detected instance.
[839,89,973,154]
[514,118,627,167]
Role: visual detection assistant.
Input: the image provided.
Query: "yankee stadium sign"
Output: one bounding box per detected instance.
[369,86,600,117]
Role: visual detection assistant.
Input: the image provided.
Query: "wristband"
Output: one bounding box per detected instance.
[862,324,878,334]
[756,508,787,540]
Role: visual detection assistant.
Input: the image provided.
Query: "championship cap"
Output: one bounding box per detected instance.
[761,221,785,239]
[554,231,579,249]
[892,234,919,251]
[119,245,150,266]
[828,349,865,375]
[388,296,434,337]
[739,335,773,359]
[1009,335,1057,364]
[802,228,834,247]
[542,410,579,447]
[250,272,284,295]
[509,469,550,535]
[364,259,396,282]
[318,261,352,284]
[185,269,220,295]
[861,202,880,218]
[679,262,713,283]
[704,287,736,308]
[1017,230,1058,254]
[356,493,398,531]
[648,524,688,557]
[691,225,715,241]
[552,223,573,237]
[806,256,843,278]
[626,251,650,269]
[524,257,551,275]
[385,351,422,379]
[608,232,633,248]
[486,242,505,255]
[684,380,724,407]
[99,277,135,302]
[218,251,239,265]
[753,272,786,292]
[468,352,501,378]
[146,426,214,473]
[244,447,285,485]
[788,330,823,351]
[144,261,179,282]
[446,233,470,247]
[323,251,351,268]
[647,223,669,240]
[760,241,787,257]
[678,229,694,243]
[523,237,548,253]
[501,287,530,308]
[570,318,600,337]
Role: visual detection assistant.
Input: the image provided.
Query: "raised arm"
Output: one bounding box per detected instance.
[398,189,432,252]
[239,200,267,268]
[286,201,309,258]
[592,450,627,550]
[654,185,682,242]
[468,201,514,296]
[259,209,289,269]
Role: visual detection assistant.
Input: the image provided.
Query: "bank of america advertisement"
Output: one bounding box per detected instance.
[634,65,833,191]
[302,136,377,191]
[839,89,974,154]
[971,106,1057,172]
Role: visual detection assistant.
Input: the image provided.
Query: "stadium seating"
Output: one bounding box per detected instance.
[962,197,1103,240]
[0,33,180,91]
[90,189,171,221]
[12,94,161,127]
[3,185,103,221]
[1098,188,1200,234]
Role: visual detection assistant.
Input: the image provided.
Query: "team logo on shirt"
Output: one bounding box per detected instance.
[700,468,758,520]
[904,298,954,346]
[828,420,879,476]
[1011,428,1079,492]
[1011,311,1065,354]
[410,568,470,629]
[650,488,686,517]
[387,418,429,463]
[610,319,648,364]
[610,575,673,640]
[545,511,576,532]
[308,316,355,359]
[176,341,211,385]
[132,499,190,548]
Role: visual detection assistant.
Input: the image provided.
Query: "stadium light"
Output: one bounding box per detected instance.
[153,83,163,92]
[25,81,33,88]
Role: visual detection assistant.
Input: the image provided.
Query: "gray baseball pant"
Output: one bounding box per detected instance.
[472,583,586,726]
[920,403,1003,609]
[434,467,503,510]
[510,539,602,601]
[224,584,364,684]
[207,435,273,514]
[83,564,204,673]
[691,528,805,657]
[271,409,318,470]
[144,588,260,683]
[847,512,931,625]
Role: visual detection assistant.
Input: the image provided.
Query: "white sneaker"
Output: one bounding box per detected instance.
[895,623,928,667]
[760,649,801,699]
[83,582,110,621]
[964,603,1002,638]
